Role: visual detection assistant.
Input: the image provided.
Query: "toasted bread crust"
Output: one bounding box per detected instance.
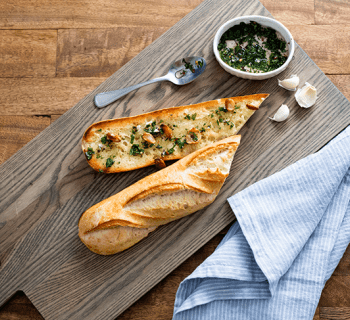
[79,135,241,255]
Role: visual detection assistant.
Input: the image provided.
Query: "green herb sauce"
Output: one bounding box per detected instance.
[218,21,288,73]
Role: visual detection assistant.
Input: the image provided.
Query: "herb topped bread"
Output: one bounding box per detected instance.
[82,94,268,173]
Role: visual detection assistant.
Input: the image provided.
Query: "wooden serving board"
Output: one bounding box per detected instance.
[1,0,350,319]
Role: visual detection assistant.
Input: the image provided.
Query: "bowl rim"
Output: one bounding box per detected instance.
[213,15,295,78]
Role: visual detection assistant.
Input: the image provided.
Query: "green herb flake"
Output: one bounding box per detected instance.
[101,135,112,145]
[196,59,204,68]
[235,106,240,109]
[106,157,114,168]
[98,169,104,173]
[130,144,144,156]
[218,107,228,113]
[130,134,135,144]
[97,129,102,132]
[191,113,197,120]
[85,148,95,160]
[175,138,186,149]
[184,114,191,120]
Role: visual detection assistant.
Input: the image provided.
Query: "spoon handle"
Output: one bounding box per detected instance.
[94,76,168,108]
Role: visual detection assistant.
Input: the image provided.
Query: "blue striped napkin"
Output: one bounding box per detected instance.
[173,126,350,320]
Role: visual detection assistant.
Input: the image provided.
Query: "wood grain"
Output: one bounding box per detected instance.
[328,76,350,101]
[333,244,350,276]
[320,307,350,319]
[0,116,51,165]
[320,276,350,307]
[0,30,57,78]
[287,25,350,75]
[117,235,223,320]
[0,291,44,320]
[57,27,168,78]
[0,23,349,320]
[261,0,315,25]
[315,0,350,25]
[0,78,106,116]
[0,0,203,30]
[0,0,350,319]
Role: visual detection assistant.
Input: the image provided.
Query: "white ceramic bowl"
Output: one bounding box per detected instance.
[213,16,295,80]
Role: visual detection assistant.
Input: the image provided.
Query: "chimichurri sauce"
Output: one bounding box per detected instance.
[218,21,288,73]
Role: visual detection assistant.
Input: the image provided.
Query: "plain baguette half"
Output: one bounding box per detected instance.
[79,135,241,255]
[82,94,267,173]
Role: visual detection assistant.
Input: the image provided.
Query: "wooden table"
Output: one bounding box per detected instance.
[1,0,350,319]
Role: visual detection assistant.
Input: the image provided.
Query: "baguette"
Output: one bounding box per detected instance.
[79,135,241,255]
[82,94,268,173]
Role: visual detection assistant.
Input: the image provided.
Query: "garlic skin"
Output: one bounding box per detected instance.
[269,104,290,122]
[278,75,299,91]
[295,82,317,108]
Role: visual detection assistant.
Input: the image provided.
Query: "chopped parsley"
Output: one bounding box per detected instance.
[218,107,228,113]
[184,113,197,120]
[218,21,288,73]
[98,169,104,173]
[196,59,204,68]
[132,126,138,134]
[97,129,102,132]
[175,138,186,149]
[144,121,162,135]
[142,141,154,149]
[235,106,240,109]
[106,157,114,168]
[130,134,135,144]
[182,58,195,73]
[85,147,94,160]
[130,144,144,156]
[167,146,175,154]
[101,135,112,145]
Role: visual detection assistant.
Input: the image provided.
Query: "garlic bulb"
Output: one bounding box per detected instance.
[278,75,299,91]
[269,104,290,122]
[295,82,317,108]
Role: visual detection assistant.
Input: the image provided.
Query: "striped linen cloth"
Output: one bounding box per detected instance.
[173,126,350,320]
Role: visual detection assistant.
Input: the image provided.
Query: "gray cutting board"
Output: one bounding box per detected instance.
[1,0,350,319]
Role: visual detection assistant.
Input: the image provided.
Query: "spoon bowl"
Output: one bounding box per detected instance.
[94,56,206,108]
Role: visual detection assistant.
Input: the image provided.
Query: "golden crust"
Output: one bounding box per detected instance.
[79,135,241,255]
[82,94,268,173]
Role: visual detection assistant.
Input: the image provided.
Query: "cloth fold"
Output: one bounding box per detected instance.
[173,126,350,320]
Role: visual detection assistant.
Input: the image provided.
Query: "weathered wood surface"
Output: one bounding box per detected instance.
[1,0,350,319]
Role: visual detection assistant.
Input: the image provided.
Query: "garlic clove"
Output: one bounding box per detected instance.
[225,40,237,49]
[278,74,299,91]
[295,82,317,108]
[269,104,290,122]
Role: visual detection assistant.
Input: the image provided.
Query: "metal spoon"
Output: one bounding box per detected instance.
[94,56,206,108]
